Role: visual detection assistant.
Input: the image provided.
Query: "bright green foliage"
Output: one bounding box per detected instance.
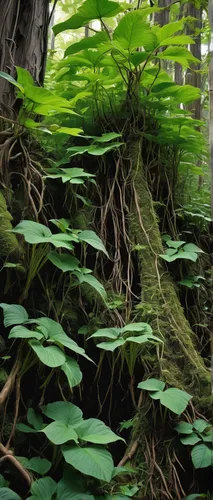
[138,378,192,415]
[160,238,204,263]
[175,418,213,468]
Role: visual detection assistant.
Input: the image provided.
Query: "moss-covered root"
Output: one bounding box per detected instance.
[128,141,210,403]
[0,191,22,260]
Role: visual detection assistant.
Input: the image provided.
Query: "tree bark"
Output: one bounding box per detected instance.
[0,0,49,114]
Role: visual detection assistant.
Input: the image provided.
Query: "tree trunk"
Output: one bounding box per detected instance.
[0,0,49,114]
[185,3,202,119]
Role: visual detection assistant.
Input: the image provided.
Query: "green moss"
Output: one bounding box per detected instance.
[128,141,210,401]
[0,191,22,260]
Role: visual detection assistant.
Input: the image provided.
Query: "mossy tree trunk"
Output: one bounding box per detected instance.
[129,141,210,400]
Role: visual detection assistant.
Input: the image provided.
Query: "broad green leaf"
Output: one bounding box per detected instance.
[16,423,37,433]
[87,143,123,156]
[126,334,162,344]
[76,272,107,301]
[119,485,139,497]
[157,47,200,67]
[0,303,28,327]
[191,444,212,469]
[175,422,193,434]
[9,325,43,340]
[86,132,122,143]
[31,317,64,338]
[12,221,75,249]
[78,230,108,256]
[29,340,66,368]
[60,168,95,179]
[166,240,185,249]
[17,457,51,475]
[42,401,83,426]
[33,104,78,117]
[97,338,126,351]
[48,252,80,272]
[183,243,203,253]
[160,251,198,263]
[16,67,34,86]
[55,127,83,136]
[89,328,121,340]
[53,0,123,33]
[60,356,83,388]
[180,434,201,446]
[65,32,109,57]
[159,35,195,47]
[113,11,157,51]
[137,378,165,392]
[158,388,192,415]
[0,71,24,92]
[193,419,211,433]
[24,85,71,107]
[41,421,78,445]
[75,418,124,444]
[0,488,21,500]
[0,476,9,487]
[27,408,43,430]
[48,332,92,362]
[62,445,114,482]
[154,19,186,42]
[121,322,152,334]
[29,477,57,500]
[56,469,95,500]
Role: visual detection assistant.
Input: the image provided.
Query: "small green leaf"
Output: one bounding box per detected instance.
[27,408,43,430]
[60,356,82,388]
[78,230,108,256]
[41,421,78,445]
[0,303,28,327]
[191,444,212,469]
[62,445,114,482]
[76,272,107,301]
[121,322,152,334]
[193,419,211,433]
[9,325,43,340]
[180,434,201,446]
[89,328,121,340]
[0,71,24,92]
[17,457,51,475]
[137,378,165,392]
[183,243,204,253]
[126,334,162,344]
[29,340,66,368]
[175,422,193,435]
[97,338,126,351]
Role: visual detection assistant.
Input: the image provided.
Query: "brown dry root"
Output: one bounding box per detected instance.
[0,442,32,486]
[0,359,21,407]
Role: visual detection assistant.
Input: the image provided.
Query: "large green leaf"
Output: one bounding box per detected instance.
[53,0,123,33]
[97,338,126,351]
[0,488,21,500]
[159,35,195,47]
[47,332,92,362]
[151,388,192,415]
[16,67,34,87]
[41,421,78,445]
[121,322,152,334]
[78,230,108,255]
[65,32,109,57]
[0,71,24,92]
[62,445,114,482]
[113,11,157,51]
[29,340,66,368]
[0,303,28,327]
[28,477,57,500]
[126,334,162,344]
[42,401,83,427]
[191,444,212,469]
[24,85,71,107]
[48,252,80,272]
[137,378,165,392]
[153,19,186,42]
[9,325,43,341]
[75,418,124,444]
[12,221,75,250]
[89,328,121,340]
[157,47,200,67]
[60,356,82,388]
